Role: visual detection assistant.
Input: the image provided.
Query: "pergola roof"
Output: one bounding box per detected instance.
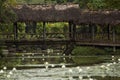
[3,4,120,25]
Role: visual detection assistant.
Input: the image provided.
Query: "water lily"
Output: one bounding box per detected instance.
[78,68,83,73]
[118,59,120,62]
[3,66,7,70]
[63,54,65,56]
[32,59,35,62]
[100,65,105,68]
[69,69,73,73]
[63,58,66,60]
[57,53,60,55]
[7,75,11,78]
[45,62,48,65]
[62,65,66,68]
[107,63,111,67]
[42,54,44,56]
[51,64,55,68]
[79,76,83,79]
[12,67,17,71]
[9,71,13,75]
[112,56,115,58]
[0,70,4,73]
[87,67,90,70]
[76,66,80,69]
[113,62,116,65]
[112,58,114,61]
[69,76,73,80]
[47,49,51,54]
[89,78,93,80]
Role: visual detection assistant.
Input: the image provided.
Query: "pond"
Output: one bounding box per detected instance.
[0,51,120,80]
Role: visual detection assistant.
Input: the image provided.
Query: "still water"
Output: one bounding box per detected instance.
[0,52,120,80]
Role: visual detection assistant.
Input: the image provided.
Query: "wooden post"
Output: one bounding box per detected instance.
[112,26,116,52]
[43,22,46,40]
[13,22,18,40]
[42,22,46,50]
[91,24,95,40]
[73,23,76,41]
[33,22,37,33]
[112,26,116,43]
[69,22,72,40]
[107,24,110,40]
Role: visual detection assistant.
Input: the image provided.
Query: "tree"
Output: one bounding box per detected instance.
[0,0,17,23]
[104,0,120,9]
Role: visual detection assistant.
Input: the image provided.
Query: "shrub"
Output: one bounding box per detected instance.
[71,47,106,65]
[72,56,104,65]
[72,47,106,56]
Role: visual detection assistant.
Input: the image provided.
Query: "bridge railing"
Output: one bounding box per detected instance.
[0,33,14,40]
[75,32,120,43]
[0,33,70,40]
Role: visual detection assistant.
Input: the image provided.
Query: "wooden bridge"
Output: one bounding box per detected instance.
[0,4,120,51]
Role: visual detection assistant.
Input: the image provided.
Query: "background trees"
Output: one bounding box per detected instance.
[0,0,17,22]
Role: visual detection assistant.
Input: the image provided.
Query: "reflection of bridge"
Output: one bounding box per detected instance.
[0,4,120,52]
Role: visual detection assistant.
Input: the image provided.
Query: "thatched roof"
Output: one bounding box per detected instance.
[2,4,120,25]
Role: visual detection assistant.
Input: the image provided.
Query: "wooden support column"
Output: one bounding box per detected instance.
[43,22,46,40]
[112,26,116,52]
[73,23,76,41]
[69,22,72,40]
[13,22,18,40]
[42,22,46,50]
[107,24,110,40]
[33,22,37,33]
[91,24,95,40]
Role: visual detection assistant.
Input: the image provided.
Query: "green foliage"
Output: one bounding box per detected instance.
[0,23,13,33]
[72,56,104,65]
[16,0,120,10]
[0,58,21,68]
[72,46,107,65]
[0,0,17,23]
[72,47,106,56]
[104,0,120,9]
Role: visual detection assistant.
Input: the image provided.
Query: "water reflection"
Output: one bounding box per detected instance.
[0,50,120,80]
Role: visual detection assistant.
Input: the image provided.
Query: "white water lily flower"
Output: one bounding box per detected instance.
[3,66,7,70]
[9,71,13,75]
[69,69,73,73]
[79,76,83,79]
[118,59,120,62]
[76,66,80,69]
[0,70,4,73]
[79,68,83,73]
[7,75,11,78]
[62,65,66,68]
[51,64,55,68]
[87,67,90,70]
[12,67,17,71]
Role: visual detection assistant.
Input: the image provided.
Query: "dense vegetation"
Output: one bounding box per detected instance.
[16,0,120,9]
